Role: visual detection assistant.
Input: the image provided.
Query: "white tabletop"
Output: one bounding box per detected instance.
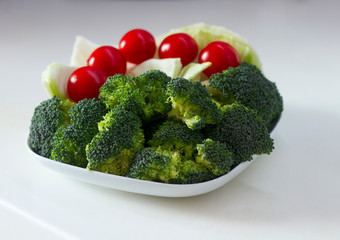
[1,0,340,239]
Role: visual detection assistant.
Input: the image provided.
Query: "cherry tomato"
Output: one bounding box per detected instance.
[87,46,126,76]
[119,29,156,64]
[198,41,241,77]
[158,33,198,66]
[67,66,108,102]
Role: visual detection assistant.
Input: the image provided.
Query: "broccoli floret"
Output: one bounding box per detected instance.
[99,70,171,122]
[28,96,75,158]
[51,99,108,167]
[148,120,203,160]
[166,77,222,129]
[128,147,217,184]
[205,103,274,165]
[99,74,145,117]
[51,126,86,166]
[68,98,108,129]
[127,147,181,183]
[86,106,144,176]
[209,62,283,126]
[170,160,215,184]
[195,139,234,176]
[134,70,172,120]
[169,139,234,184]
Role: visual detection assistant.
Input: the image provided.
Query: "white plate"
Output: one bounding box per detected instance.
[28,146,256,197]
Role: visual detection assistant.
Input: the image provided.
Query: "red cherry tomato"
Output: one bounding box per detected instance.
[67,66,108,102]
[87,46,126,76]
[198,41,241,77]
[119,29,156,64]
[158,33,198,66]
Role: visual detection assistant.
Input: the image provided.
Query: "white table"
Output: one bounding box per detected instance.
[1,0,339,239]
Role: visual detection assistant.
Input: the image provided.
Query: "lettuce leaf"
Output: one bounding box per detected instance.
[70,36,99,67]
[179,62,211,81]
[128,58,182,78]
[41,63,77,99]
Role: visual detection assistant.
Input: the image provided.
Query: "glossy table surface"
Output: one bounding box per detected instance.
[1,0,339,239]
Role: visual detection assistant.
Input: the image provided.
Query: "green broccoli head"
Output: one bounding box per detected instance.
[51,99,108,167]
[127,147,181,183]
[28,96,75,158]
[170,160,215,184]
[99,71,172,122]
[133,70,172,121]
[166,77,222,129]
[195,139,234,176]
[99,74,145,117]
[86,106,144,176]
[68,98,108,128]
[51,126,88,167]
[148,120,203,160]
[205,103,274,164]
[209,62,283,126]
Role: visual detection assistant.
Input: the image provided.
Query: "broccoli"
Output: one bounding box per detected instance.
[68,98,108,129]
[99,74,145,118]
[204,103,274,165]
[166,77,222,130]
[128,147,218,184]
[28,96,75,158]
[169,139,234,184]
[148,120,203,160]
[50,99,108,167]
[195,139,234,176]
[170,160,215,184]
[99,70,171,122]
[51,126,85,166]
[209,62,283,126]
[127,147,181,183]
[133,70,172,121]
[86,106,144,176]
[129,128,232,184]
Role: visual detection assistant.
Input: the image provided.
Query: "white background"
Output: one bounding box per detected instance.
[1,0,339,239]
